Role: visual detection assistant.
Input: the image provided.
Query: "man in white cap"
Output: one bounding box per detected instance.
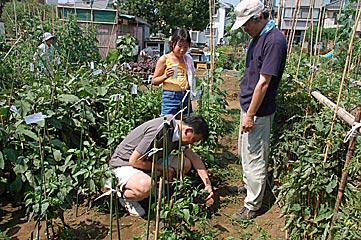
[231,0,287,220]
[33,32,56,76]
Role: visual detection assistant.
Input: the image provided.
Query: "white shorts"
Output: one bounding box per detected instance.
[113,154,178,192]
[113,166,143,192]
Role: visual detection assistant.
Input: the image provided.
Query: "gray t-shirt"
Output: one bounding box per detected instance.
[109,115,179,169]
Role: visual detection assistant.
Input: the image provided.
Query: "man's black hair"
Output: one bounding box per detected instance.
[252,7,270,21]
[182,115,209,141]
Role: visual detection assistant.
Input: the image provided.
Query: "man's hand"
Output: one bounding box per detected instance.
[204,184,214,205]
[167,167,176,181]
[241,114,254,133]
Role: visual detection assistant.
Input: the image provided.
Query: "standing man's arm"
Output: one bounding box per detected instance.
[241,73,272,133]
[184,148,214,201]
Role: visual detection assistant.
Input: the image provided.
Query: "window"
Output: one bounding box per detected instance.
[298,8,319,19]
[284,8,293,18]
[300,8,309,19]
[313,9,320,19]
[190,31,199,42]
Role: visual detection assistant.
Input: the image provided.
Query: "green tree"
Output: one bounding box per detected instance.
[115,0,217,35]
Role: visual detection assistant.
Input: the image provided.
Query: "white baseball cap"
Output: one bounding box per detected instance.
[42,32,55,42]
[231,0,265,30]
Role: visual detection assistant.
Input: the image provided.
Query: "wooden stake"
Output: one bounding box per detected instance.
[308,5,325,90]
[154,177,163,240]
[287,0,301,56]
[208,0,214,95]
[295,0,315,79]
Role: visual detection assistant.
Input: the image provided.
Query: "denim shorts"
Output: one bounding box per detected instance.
[161,90,193,115]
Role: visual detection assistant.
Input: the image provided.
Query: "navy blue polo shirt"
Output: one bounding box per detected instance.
[240,27,287,116]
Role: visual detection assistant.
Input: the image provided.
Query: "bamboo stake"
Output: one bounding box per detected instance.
[287,0,298,53]
[314,6,324,59]
[179,106,184,182]
[276,0,283,27]
[13,0,17,39]
[3,36,22,59]
[306,1,316,90]
[322,3,361,165]
[354,46,361,81]
[208,0,214,95]
[308,5,324,90]
[295,0,315,79]
[147,140,158,240]
[106,21,116,59]
[154,177,164,240]
[347,1,361,76]
[328,96,361,239]
[114,186,121,240]
[52,5,54,34]
[109,187,113,240]
[38,127,50,239]
[162,117,170,201]
[332,0,345,59]
[316,7,326,64]
[288,0,301,56]
[308,1,315,61]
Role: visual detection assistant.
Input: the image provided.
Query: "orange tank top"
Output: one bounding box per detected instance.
[163,54,189,91]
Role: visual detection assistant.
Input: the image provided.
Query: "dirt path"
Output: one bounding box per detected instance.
[0,70,285,239]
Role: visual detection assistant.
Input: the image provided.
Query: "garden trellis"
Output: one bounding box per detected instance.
[0,2,227,237]
[279,0,361,238]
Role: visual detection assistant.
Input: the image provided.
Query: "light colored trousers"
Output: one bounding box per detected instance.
[238,110,274,211]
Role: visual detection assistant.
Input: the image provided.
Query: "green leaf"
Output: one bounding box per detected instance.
[326,178,338,193]
[18,129,38,140]
[0,107,9,115]
[89,179,95,192]
[13,157,28,174]
[291,204,302,212]
[9,176,22,192]
[58,94,80,103]
[53,150,62,162]
[183,208,190,222]
[41,201,50,216]
[73,169,87,177]
[314,211,332,223]
[97,86,108,96]
[50,139,64,149]
[3,149,17,162]
[0,151,4,169]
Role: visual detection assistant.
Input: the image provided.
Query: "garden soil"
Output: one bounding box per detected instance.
[0,70,285,239]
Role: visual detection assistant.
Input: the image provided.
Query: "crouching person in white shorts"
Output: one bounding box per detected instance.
[108,115,214,217]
